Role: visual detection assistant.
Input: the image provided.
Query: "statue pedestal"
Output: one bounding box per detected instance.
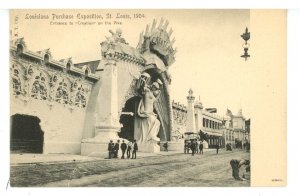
[168,140,184,151]
[81,128,120,158]
[138,143,160,153]
[81,142,109,158]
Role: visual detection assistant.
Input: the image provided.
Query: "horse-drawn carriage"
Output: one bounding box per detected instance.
[183,132,200,154]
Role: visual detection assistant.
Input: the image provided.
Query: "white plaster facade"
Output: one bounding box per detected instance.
[10,19,176,155]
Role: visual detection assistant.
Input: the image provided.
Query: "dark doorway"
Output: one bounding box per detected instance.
[118,96,141,141]
[10,114,44,153]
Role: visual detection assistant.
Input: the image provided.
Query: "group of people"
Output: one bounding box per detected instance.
[108,139,138,159]
[185,140,204,156]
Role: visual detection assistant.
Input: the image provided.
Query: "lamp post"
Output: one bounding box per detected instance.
[241,27,250,61]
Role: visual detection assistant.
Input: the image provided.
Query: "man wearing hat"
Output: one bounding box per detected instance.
[132,139,138,159]
[114,140,120,158]
[107,140,114,159]
[120,140,127,159]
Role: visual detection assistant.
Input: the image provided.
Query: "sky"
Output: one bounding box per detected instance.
[10,9,250,118]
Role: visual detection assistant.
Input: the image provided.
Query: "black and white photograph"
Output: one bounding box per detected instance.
[7,9,286,187]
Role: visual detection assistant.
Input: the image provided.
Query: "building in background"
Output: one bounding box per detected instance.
[172,93,250,149]
[223,109,250,148]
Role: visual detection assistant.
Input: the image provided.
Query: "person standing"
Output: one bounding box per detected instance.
[120,140,127,159]
[114,140,120,158]
[127,140,132,158]
[108,140,114,159]
[195,140,199,154]
[246,142,250,152]
[216,143,219,154]
[190,140,196,156]
[132,139,138,159]
[163,142,168,152]
[199,140,204,155]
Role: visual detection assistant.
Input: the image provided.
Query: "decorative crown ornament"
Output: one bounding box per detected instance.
[137,18,176,67]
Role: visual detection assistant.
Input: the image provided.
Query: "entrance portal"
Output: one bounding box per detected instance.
[10,114,44,153]
[119,96,141,141]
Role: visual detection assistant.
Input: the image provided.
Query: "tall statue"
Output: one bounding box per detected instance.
[135,73,161,143]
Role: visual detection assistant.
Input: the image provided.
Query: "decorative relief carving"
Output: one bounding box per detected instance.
[105,29,128,45]
[11,64,22,95]
[49,73,59,102]
[75,85,87,108]
[10,58,92,110]
[23,64,34,97]
[55,79,69,104]
[31,73,48,100]
[24,64,34,80]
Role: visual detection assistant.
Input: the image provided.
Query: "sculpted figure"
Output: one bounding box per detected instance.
[135,74,161,143]
[106,28,128,44]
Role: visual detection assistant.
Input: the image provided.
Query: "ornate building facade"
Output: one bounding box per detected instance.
[171,94,224,148]
[172,101,187,139]
[171,94,250,149]
[223,109,250,148]
[10,19,176,156]
[10,19,250,154]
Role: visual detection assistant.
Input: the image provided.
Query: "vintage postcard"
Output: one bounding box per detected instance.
[9,9,286,187]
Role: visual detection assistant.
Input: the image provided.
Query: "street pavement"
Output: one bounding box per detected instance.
[10,149,250,187]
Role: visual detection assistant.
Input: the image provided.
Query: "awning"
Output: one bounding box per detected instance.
[202,130,223,137]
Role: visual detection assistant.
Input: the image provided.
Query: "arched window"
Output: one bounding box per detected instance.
[44,54,49,62]
[66,63,71,71]
[17,44,24,55]
[85,69,89,76]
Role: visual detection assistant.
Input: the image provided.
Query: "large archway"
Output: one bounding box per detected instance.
[119,67,171,142]
[119,95,164,142]
[10,114,44,153]
[118,96,141,141]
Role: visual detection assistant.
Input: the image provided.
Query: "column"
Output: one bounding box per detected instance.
[194,96,203,132]
[94,59,121,141]
[186,89,196,133]
[81,58,121,157]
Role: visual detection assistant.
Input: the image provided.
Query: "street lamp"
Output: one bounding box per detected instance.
[241,27,250,61]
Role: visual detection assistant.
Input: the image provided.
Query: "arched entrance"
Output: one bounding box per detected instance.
[119,67,171,142]
[118,96,141,141]
[119,95,164,142]
[10,114,44,153]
